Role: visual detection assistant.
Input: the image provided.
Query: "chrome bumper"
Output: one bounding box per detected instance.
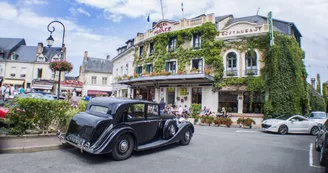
[57,132,94,154]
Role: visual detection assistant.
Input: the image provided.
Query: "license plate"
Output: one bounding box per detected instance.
[70,135,82,144]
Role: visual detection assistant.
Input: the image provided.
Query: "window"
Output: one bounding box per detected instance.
[126,104,145,121]
[122,89,128,98]
[165,61,176,73]
[20,67,27,78]
[139,46,144,56]
[149,42,154,54]
[226,52,237,76]
[37,68,42,78]
[102,77,107,85]
[243,92,263,113]
[10,67,16,77]
[193,34,201,48]
[146,64,153,73]
[125,64,128,75]
[290,116,307,122]
[219,91,238,113]
[90,105,109,114]
[245,51,258,75]
[192,59,203,73]
[136,66,142,76]
[168,37,177,52]
[192,88,202,104]
[38,56,45,62]
[120,66,123,76]
[91,76,96,84]
[26,83,31,88]
[309,112,327,119]
[11,53,17,60]
[147,104,159,118]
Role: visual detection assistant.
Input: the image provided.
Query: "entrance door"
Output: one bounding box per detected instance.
[167,88,175,105]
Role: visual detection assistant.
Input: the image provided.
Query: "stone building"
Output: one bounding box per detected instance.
[0,38,63,90]
[112,13,302,118]
[79,51,113,97]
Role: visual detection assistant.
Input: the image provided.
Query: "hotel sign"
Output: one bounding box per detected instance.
[218,22,268,38]
[153,22,172,35]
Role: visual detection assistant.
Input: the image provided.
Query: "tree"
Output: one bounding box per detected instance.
[316,74,321,94]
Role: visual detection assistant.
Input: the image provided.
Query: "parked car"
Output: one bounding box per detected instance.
[314,119,328,166]
[307,111,328,124]
[58,97,194,161]
[262,115,319,135]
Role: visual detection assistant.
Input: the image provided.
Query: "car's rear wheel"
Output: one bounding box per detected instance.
[111,134,134,161]
[311,126,319,136]
[180,128,192,145]
[278,125,288,135]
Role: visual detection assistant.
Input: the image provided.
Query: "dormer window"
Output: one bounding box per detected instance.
[11,53,18,60]
[38,54,46,62]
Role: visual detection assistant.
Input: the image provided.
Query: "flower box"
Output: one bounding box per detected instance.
[246,70,255,75]
[226,71,235,76]
[237,117,256,128]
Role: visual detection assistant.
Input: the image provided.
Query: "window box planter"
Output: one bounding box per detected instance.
[246,70,255,75]
[237,117,256,128]
[127,76,133,80]
[142,72,150,77]
[116,76,122,81]
[226,71,235,76]
[190,68,200,73]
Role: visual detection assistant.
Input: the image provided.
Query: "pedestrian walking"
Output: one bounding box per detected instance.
[159,99,165,114]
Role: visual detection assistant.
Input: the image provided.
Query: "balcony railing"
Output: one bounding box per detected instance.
[225,70,238,76]
[244,69,258,76]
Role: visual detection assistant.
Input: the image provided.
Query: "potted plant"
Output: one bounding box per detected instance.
[191,67,200,73]
[225,118,232,127]
[127,75,133,80]
[116,76,122,81]
[238,117,256,128]
[176,96,180,101]
[177,70,186,75]
[204,68,211,75]
[246,69,255,75]
[193,115,199,125]
[123,74,128,79]
[142,72,150,77]
[133,73,140,78]
[184,96,188,101]
[226,71,235,76]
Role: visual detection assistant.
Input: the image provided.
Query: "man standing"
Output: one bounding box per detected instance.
[178,105,183,117]
[159,99,165,114]
[19,86,25,94]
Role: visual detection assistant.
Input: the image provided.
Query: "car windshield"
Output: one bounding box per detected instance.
[275,115,291,120]
[312,112,327,119]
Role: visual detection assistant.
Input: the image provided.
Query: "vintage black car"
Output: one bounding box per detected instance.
[58,97,194,160]
[315,119,328,166]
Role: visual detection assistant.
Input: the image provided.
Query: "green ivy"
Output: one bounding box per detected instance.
[134,22,224,80]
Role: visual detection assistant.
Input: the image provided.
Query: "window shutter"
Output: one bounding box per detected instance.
[165,63,169,71]
[146,65,150,72]
[173,62,176,71]
[135,67,138,74]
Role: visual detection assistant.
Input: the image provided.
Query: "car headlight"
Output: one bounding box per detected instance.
[263,121,267,124]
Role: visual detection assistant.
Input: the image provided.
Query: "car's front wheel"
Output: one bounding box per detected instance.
[111,134,134,161]
[180,128,192,145]
[278,125,288,135]
[311,126,319,136]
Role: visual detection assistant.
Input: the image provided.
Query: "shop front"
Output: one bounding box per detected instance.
[87,90,112,97]
[31,79,55,92]
[116,73,217,111]
[2,79,25,88]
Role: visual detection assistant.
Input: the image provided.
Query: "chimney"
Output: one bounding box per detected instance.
[84,51,88,61]
[106,55,110,60]
[37,42,43,54]
[311,78,316,88]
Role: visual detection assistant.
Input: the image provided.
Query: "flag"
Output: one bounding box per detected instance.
[147,15,150,22]
[181,2,184,12]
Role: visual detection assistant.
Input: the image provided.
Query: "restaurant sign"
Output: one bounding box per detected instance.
[218,22,268,38]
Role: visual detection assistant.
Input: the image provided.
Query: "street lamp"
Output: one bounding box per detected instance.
[46,20,66,100]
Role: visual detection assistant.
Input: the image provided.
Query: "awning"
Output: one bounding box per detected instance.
[61,86,82,92]
[116,73,214,87]
[2,79,24,85]
[32,84,53,90]
[88,90,111,95]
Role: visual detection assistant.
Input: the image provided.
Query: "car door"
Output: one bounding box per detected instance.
[297,116,311,133]
[126,103,150,145]
[145,104,161,142]
[287,116,304,133]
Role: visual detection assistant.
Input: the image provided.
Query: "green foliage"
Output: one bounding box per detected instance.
[134,22,224,82]
[78,100,88,112]
[317,74,321,94]
[190,104,202,117]
[309,86,326,112]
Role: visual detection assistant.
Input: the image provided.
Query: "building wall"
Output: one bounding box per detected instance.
[81,72,113,96]
[202,86,219,112]
[33,63,54,80]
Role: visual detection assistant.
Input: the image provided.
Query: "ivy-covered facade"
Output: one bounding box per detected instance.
[113,13,319,118]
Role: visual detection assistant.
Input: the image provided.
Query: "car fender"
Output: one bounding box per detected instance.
[91,125,138,154]
[169,121,194,142]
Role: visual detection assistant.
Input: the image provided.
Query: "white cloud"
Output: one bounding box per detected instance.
[0,2,18,20]
[18,0,47,5]
[70,7,91,17]
[104,10,122,22]
[75,0,328,82]
[0,2,123,75]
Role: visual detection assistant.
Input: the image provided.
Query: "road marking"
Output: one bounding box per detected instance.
[309,143,325,169]
[236,130,259,133]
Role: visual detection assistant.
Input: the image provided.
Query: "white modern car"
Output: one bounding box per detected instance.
[262,115,319,135]
[307,111,328,124]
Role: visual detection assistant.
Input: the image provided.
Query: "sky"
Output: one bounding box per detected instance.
[0,0,327,83]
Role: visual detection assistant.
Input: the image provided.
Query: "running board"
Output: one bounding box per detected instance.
[137,139,171,151]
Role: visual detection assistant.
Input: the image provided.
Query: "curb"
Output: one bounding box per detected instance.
[0,133,66,139]
[0,144,72,154]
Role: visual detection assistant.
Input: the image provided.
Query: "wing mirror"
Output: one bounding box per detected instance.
[290,119,296,123]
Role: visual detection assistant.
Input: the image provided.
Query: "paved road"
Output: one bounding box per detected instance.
[0,126,326,173]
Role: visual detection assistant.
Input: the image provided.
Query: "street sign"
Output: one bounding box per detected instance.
[268,11,274,46]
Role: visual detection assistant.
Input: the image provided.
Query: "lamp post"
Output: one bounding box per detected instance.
[46,21,66,100]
